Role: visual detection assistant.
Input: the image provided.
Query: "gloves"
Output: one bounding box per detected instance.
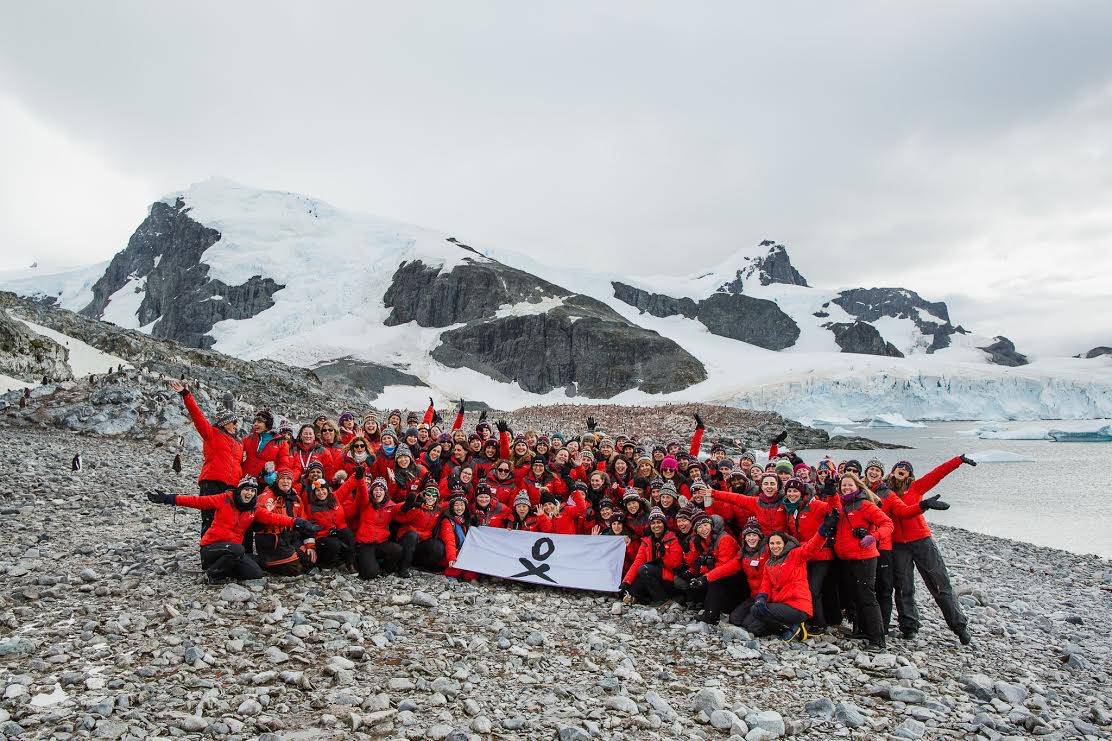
[294,518,318,538]
[354,464,366,480]
[428,396,435,408]
[478,410,488,423]
[860,534,877,549]
[146,490,176,505]
[688,575,708,590]
[458,399,465,413]
[586,416,597,432]
[851,526,868,539]
[262,471,277,486]
[818,509,839,537]
[752,595,769,617]
[960,454,977,466]
[264,461,276,473]
[755,593,768,604]
[772,431,788,445]
[920,494,950,511]
[693,413,705,430]
[402,494,419,512]
[496,420,509,434]
[432,411,443,424]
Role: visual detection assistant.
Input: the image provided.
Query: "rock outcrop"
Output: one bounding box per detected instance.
[433,296,707,397]
[1079,346,1111,359]
[312,357,427,396]
[610,282,699,320]
[80,199,283,348]
[830,287,962,352]
[717,240,809,294]
[978,336,1029,367]
[826,321,905,358]
[0,310,73,383]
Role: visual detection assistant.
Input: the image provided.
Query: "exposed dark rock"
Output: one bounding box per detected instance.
[979,336,1029,367]
[80,199,283,348]
[312,357,427,396]
[825,435,911,450]
[813,311,829,318]
[611,282,699,319]
[1079,346,1111,359]
[384,258,568,328]
[432,296,706,397]
[0,309,73,383]
[832,287,958,353]
[696,293,800,350]
[717,241,809,294]
[826,321,904,357]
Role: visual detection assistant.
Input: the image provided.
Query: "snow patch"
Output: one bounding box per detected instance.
[15,317,129,377]
[0,261,108,311]
[967,450,1036,463]
[101,274,146,329]
[493,295,566,319]
[860,414,926,429]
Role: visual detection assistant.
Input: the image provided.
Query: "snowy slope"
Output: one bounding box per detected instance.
[0,261,109,311]
[4,178,1110,420]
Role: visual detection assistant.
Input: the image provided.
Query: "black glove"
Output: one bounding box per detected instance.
[851,526,868,539]
[496,420,509,434]
[693,413,705,430]
[920,493,950,511]
[817,509,839,537]
[402,494,419,512]
[960,454,977,466]
[146,490,176,505]
[618,583,631,597]
[458,399,465,413]
[428,396,435,408]
[586,416,597,432]
[353,464,366,480]
[293,518,318,537]
[432,411,443,424]
[689,575,708,590]
[772,431,788,445]
[478,410,488,423]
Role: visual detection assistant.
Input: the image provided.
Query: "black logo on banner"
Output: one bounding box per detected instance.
[509,537,557,584]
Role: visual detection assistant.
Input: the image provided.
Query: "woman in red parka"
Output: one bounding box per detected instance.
[145,476,315,581]
[306,480,356,570]
[485,459,519,507]
[728,516,768,625]
[620,507,684,606]
[492,491,539,531]
[353,476,402,579]
[739,526,832,639]
[832,474,894,650]
[394,484,446,577]
[605,514,639,575]
[440,494,477,581]
[470,483,507,526]
[681,510,743,625]
[782,477,834,632]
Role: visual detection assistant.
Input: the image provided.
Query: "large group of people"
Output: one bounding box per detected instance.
[147,381,977,651]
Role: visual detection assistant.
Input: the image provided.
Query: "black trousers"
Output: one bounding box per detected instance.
[728,597,755,626]
[844,557,884,643]
[876,549,895,631]
[316,529,356,568]
[255,532,310,576]
[806,560,832,629]
[399,531,446,571]
[892,537,968,635]
[741,602,809,637]
[629,563,674,604]
[356,541,404,579]
[200,542,262,581]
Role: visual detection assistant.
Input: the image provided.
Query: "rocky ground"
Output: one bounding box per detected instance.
[2,427,1109,740]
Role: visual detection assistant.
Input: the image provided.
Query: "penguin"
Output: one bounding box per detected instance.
[72,453,82,472]
[23,387,30,398]
[173,454,182,475]
[222,392,235,412]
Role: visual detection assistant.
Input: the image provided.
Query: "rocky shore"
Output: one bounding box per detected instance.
[2,427,1109,740]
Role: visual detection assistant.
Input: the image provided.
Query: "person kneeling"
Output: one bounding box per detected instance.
[395,485,446,577]
[620,507,683,607]
[307,481,357,570]
[737,525,833,641]
[146,476,315,583]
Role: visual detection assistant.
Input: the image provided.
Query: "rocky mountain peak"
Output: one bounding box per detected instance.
[716,240,809,295]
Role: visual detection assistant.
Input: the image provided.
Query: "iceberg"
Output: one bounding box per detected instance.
[861,414,926,429]
[1048,425,1112,442]
[978,426,1052,440]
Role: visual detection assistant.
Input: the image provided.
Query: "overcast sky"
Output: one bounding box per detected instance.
[1,2,1110,356]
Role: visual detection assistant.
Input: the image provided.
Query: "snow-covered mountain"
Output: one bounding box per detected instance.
[5,177,1110,420]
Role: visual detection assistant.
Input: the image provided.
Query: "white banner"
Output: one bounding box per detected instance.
[453,526,625,591]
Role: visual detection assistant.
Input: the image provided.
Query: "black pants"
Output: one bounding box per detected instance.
[356,541,404,579]
[876,550,895,631]
[629,564,674,604]
[741,602,809,637]
[806,560,832,629]
[255,532,310,576]
[200,542,262,581]
[316,529,356,568]
[834,559,856,626]
[702,573,744,615]
[728,597,755,626]
[198,480,234,537]
[844,557,884,643]
[892,537,968,635]
[399,531,446,571]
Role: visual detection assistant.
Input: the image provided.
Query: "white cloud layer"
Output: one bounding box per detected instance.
[0,1,1109,356]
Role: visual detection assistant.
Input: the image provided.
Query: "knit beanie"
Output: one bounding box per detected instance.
[660,455,679,471]
[540,491,559,506]
[690,480,709,492]
[893,460,914,475]
[394,443,413,459]
[844,459,863,474]
[774,459,794,475]
[676,504,696,523]
[865,459,885,473]
[648,506,667,524]
[513,490,531,509]
[742,516,762,538]
[660,481,678,499]
[739,450,755,464]
[689,510,711,530]
[622,487,642,503]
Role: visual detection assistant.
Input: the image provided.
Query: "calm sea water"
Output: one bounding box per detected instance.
[805,420,1112,559]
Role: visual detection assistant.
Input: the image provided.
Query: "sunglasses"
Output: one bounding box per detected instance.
[352,444,366,450]
[497,467,511,473]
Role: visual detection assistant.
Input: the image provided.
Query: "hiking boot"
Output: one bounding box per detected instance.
[777,624,803,641]
[900,630,918,640]
[695,610,720,625]
[621,593,635,606]
[867,639,887,652]
[397,567,412,579]
[957,627,973,645]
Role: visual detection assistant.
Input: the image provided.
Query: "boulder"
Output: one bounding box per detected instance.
[695,293,800,350]
[611,281,699,319]
[826,321,904,357]
[979,336,1029,366]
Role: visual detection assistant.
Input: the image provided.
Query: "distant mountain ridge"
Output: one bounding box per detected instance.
[3,177,1109,420]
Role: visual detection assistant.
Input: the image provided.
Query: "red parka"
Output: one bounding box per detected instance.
[831,494,893,560]
[242,432,289,479]
[624,530,684,584]
[181,390,243,486]
[885,456,963,544]
[684,529,741,582]
[757,533,827,615]
[174,492,292,547]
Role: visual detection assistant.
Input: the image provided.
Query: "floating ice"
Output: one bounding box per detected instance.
[967,450,1035,463]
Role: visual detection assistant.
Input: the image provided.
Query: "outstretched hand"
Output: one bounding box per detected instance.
[693,412,705,430]
[586,416,597,432]
[146,489,175,505]
[496,420,510,434]
[772,431,788,445]
[960,454,977,467]
[169,380,186,394]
